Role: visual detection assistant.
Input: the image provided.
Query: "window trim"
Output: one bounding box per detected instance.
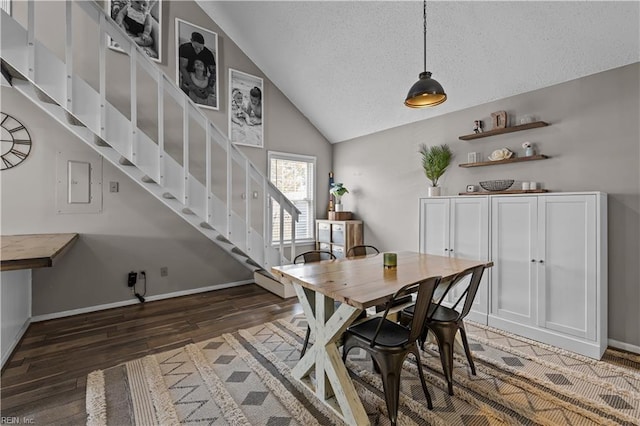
[267,151,316,245]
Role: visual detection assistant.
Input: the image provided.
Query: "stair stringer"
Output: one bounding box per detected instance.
[11,78,272,274]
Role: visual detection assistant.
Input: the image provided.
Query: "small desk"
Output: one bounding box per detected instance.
[1,233,79,271]
[272,251,492,425]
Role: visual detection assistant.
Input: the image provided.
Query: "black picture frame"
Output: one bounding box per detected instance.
[175,18,219,111]
[107,0,162,63]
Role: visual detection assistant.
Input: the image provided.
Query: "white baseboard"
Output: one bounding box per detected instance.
[31,280,253,323]
[608,338,640,355]
[1,318,31,368]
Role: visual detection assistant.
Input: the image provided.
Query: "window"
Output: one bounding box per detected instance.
[268,151,315,244]
[1,0,10,15]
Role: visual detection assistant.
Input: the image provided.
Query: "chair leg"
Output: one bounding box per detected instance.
[410,346,433,409]
[458,323,476,375]
[428,325,457,396]
[371,352,406,426]
[300,326,311,358]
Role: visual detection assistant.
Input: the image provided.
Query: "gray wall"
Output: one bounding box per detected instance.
[333,63,640,348]
[1,0,331,316]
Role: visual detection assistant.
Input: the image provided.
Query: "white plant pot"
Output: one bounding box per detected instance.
[335,203,344,212]
[428,186,441,197]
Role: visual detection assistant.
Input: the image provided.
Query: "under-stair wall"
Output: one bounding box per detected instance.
[1,1,309,284]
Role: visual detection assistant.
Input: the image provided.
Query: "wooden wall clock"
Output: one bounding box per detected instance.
[1,112,32,170]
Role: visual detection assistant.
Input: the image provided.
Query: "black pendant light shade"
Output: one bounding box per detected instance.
[404,71,447,107]
[404,0,446,108]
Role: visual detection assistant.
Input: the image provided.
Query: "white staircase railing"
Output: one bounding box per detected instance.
[1,1,300,273]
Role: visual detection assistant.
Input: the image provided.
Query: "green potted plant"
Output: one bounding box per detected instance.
[330,183,349,211]
[419,143,453,196]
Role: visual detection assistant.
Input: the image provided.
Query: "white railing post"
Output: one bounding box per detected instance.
[130,46,138,162]
[226,139,232,239]
[279,195,285,265]
[26,0,34,80]
[245,159,251,253]
[157,72,165,185]
[65,1,73,112]
[98,13,107,140]
[206,122,212,226]
[290,213,296,262]
[182,98,189,206]
[263,177,270,267]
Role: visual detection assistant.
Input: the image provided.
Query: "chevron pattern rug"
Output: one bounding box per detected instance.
[86,315,640,425]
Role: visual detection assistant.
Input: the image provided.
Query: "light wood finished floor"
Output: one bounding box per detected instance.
[0,284,301,425]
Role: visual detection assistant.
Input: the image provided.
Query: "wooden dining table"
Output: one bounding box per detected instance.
[271,251,492,425]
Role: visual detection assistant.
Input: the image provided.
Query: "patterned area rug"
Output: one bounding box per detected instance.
[86,315,640,425]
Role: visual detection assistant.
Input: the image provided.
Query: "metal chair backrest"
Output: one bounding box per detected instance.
[370,276,441,347]
[346,245,380,258]
[293,250,336,264]
[429,265,487,322]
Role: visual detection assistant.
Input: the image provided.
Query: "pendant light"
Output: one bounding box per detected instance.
[404,0,447,108]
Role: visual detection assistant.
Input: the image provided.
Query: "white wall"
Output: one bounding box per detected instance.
[333,63,640,349]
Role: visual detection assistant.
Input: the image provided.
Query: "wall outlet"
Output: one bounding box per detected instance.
[160,267,168,277]
[109,181,119,192]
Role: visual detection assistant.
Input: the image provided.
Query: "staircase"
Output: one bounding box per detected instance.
[1,1,301,296]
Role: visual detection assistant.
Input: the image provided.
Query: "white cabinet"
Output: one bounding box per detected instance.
[489,194,606,358]
[420,193,607,359]
[419,197,490,324]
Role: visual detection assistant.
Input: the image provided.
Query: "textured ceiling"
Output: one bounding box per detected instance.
[197,1,640,143]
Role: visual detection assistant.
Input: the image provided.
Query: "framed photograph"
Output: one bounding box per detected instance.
[107,0,162,63]
[175,18,219,110]
[229,68,264,148]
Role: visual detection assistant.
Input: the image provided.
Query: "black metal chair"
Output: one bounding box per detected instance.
[293,250,336,264]
[346,244,380,257]
[401,264,488,395]
[294,250,366,357]
[342,276,441,425]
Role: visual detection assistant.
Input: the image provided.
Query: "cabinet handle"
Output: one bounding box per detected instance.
[444,248,448,251]
[449,249,454,253]
[539,260,544,264]
[531,259,536,262]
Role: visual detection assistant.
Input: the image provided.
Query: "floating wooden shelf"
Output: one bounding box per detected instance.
[459,189,549,196]
[459,154,549,168]
[459,121,549,141]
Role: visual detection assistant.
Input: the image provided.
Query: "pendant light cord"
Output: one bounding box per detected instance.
[422,0,427,72]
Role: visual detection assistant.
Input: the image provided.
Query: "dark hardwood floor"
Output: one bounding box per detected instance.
[0,284,301,425]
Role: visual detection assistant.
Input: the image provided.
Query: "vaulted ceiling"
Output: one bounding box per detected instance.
[198,1,640,143]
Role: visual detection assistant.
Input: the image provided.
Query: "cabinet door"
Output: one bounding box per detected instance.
[491,197,538,325]
[451,197,489,321]
[419,198,450,256]
[538,195,597,339]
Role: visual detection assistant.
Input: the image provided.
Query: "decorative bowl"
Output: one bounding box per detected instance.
[479,179,514,192]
